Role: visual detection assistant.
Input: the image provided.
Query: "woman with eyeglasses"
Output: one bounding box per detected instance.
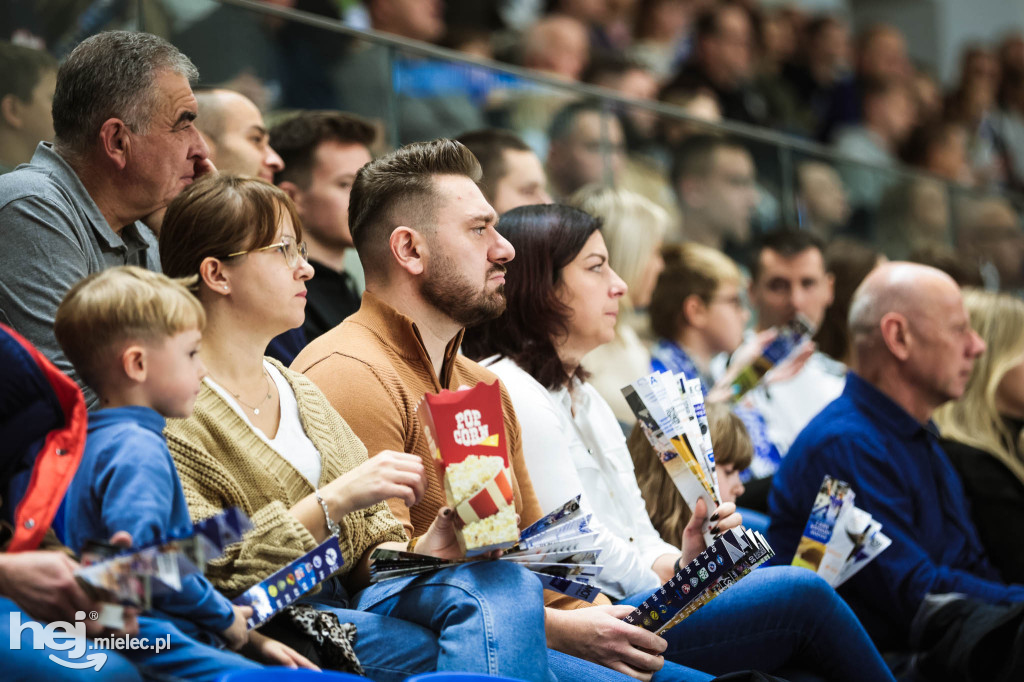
[156,175,561,682]
[462,204,896,682]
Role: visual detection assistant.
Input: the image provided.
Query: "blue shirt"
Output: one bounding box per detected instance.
[651,338,782,480]
[65,406,235,637]
[769,372,1024,649]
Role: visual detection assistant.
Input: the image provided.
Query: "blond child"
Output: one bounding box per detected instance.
[628,401,753,547]
[55,266,315,680]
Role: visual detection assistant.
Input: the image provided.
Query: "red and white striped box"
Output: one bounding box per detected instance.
[419,381,519,555]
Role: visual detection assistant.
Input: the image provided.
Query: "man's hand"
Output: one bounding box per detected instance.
[245,631,320,670]
[765,339,815,385]
[680,499,742,565]
[221,604,252,650]
[547,605,667,681]
[0,551,96,627]
[707,329,780,403]
[326,450,426,517]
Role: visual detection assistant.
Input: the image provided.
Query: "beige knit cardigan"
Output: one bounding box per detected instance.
[164,358,407,598]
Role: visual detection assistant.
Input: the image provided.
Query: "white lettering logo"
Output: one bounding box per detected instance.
[9,610,106,671]
[9,611,173,670]
[453,409,489,446]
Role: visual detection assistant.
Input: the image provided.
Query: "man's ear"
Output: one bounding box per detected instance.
[682,293,708,330]
[825,272,836,306]
[97,117,131,170]
[0,94,23,129]
[389,226,426,276]
[199,256,231,295]
[679,177,706,210]
[879,312,911,361]
[278,180,303,205]
[121,344,148,383]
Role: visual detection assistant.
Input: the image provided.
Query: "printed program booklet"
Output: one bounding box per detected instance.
[75,508,254,626]
[791,475,891,587]
[369,495,604,603]
[622,370,721,544]
[622,527,775,633]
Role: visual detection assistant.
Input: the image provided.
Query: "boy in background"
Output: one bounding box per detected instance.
[55,266,315,680]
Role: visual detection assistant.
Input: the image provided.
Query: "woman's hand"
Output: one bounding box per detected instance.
[324,451,426,517]
[244,631,320,670]
[411,507,514,561]
[679,499,742,565]
[411,507,461,560]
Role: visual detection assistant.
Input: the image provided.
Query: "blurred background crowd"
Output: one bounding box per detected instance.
[3,0,1024,295]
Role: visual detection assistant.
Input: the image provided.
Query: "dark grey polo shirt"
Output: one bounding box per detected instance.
[0,142,160,408]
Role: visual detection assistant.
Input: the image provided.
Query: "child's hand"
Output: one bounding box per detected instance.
[245,631,320,670]
[221,604,252,650]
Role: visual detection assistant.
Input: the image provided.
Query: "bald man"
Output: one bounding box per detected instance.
[194,88,283,181]
[768,263,1024,653]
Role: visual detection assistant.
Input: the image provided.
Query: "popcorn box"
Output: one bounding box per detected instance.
[419,382,519,555]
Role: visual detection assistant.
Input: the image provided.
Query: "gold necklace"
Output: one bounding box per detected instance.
[226,368,272,416]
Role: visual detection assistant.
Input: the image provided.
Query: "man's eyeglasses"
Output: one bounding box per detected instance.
[225,236,308,269]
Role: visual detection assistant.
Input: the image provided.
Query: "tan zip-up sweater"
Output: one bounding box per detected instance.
[293,291,607,609]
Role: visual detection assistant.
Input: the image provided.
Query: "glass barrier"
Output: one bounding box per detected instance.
[8,0,1024,291]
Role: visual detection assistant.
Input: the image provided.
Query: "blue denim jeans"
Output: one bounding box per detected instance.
[621,566,894,682]
[123,616,264,680]
[313,561,555,682]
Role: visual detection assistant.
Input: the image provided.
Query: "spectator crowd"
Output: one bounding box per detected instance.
[3,2,1024,682]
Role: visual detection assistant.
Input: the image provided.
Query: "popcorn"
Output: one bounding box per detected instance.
[447,455,505,503]
[419,382,520,555]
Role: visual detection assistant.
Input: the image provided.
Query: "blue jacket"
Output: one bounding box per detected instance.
[769,372,1024,650]
[65,405,235,636]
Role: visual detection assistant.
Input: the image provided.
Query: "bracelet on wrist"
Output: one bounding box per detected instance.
[673,556,683,575]
[315,490,342,538]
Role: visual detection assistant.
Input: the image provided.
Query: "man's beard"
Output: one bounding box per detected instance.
[421,251,507,328]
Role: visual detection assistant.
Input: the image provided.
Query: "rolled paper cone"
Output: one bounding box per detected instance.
[455,468,514,525]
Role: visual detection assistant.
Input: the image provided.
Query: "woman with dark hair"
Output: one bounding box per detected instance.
[463,204,896,681]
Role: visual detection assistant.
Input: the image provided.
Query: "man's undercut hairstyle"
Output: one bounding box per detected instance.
[52,31,198,160]
[456,128,532,203]
[0,41,57,103]
[749,229,826,282]
[54,265,205,392]
[348,138,482,271]
[670,133,746,187]
[271,110,376,188]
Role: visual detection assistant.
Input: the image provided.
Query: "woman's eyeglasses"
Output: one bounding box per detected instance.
[225,236,308,269]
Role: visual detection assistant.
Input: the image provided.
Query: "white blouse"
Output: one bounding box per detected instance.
[485,356,679,600]
[205,360,323,487]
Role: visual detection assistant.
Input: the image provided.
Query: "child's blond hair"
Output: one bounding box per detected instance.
[54,266,205,392]
[628,401,753,547]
